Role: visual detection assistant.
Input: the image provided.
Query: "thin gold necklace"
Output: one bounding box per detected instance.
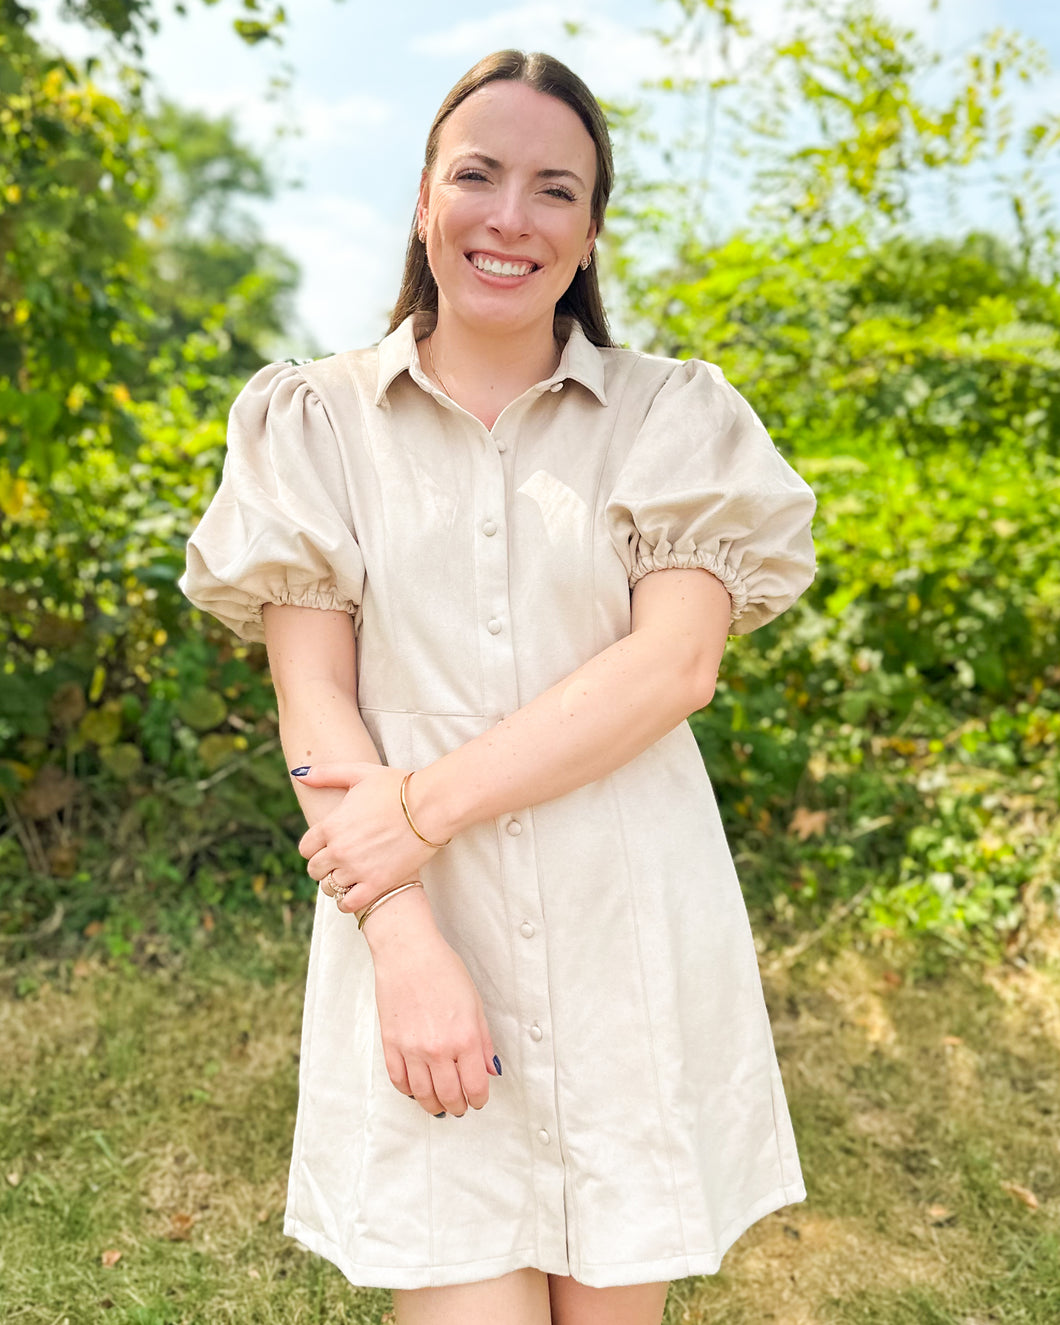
[426,336,455,400]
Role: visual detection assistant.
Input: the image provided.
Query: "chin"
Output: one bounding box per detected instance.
[453,291,555,334]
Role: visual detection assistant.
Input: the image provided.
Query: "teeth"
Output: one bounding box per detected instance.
[471,254,534,277]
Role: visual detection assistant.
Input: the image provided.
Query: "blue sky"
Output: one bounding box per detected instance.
[33,0,1060,356]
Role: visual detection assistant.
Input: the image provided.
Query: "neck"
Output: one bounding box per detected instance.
[428,305,561,398]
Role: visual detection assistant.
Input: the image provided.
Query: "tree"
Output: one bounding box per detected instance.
[610,0,1060,457]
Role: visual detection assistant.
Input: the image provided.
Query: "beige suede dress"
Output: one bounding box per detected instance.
[179,313,817,1290]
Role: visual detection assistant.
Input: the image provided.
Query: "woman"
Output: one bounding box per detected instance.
[180,49,815,1325]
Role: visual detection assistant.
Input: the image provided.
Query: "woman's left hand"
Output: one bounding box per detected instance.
[293,763,441,912]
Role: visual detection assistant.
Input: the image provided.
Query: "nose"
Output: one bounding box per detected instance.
[487,181,531,239]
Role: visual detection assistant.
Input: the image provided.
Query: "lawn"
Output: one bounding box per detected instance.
[2,924,1058,1324]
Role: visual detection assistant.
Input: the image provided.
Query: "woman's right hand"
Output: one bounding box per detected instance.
[364,887,499,1117]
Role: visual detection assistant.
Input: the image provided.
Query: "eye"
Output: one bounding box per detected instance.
[454,169,489,183]
[544,186,576,202]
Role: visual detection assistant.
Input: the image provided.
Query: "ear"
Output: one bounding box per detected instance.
[585,217,598,255]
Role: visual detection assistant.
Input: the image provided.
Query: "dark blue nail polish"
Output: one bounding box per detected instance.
[434,1112,446,1118]
[493,1055,503,1076]
[289,766,311,777]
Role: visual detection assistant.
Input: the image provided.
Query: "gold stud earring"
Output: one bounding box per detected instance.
[579,251,593,271]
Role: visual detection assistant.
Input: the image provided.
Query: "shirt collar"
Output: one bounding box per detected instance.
[373,311,608,407]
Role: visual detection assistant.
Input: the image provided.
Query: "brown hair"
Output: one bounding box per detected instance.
[386,49,615,347]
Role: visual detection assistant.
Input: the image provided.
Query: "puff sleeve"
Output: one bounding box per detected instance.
[605,358,816,635]
[179,362,365,643]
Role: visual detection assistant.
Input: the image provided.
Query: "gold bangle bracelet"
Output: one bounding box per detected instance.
[400,771,452,847]
[356,880,425,932]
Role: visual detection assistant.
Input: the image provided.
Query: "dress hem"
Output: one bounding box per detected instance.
[283,1180,807,1291]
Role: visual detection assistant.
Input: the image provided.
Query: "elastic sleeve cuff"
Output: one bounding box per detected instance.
[628,544,750,629]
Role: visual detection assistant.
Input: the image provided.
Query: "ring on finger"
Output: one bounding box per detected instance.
[331,878,355,904]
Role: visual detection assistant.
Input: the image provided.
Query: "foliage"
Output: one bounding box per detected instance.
[618,0,1060,953]
[0,17,153,479]
[0,3,311,949]
[692,434,1060,953]
[0,16,300,487]
[0,388,308,948]
[3,0,293,54]
[143,101,301,384]
[635,227,1060,457]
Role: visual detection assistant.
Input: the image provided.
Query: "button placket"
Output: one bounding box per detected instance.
[498,805,563,1259]
[476,408,564,1265]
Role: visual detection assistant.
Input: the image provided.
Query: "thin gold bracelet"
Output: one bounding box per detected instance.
[400,771,452,847]
[356,880,425,932]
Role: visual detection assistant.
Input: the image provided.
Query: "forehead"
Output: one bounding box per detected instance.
[435,81,596,167]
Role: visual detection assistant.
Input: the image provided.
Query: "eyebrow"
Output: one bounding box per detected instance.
[457,152,588,191]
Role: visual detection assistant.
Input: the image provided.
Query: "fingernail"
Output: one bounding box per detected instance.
[433,1112,447,1119]
[493,1055,503,1076]
[289,766,311,777]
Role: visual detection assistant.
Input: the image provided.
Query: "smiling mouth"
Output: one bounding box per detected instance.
[467,252,539,277]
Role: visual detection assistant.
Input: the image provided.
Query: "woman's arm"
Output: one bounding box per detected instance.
[296,567,731,882]
[262,603,499,1119]
[263,604,383,822]
[413,566,731,841]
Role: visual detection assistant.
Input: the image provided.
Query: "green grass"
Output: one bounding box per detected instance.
[2,924,1059,1324]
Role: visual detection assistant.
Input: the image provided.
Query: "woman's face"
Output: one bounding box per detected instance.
[418,80,598,339]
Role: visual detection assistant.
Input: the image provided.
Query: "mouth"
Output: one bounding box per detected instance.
[466,251,539,278]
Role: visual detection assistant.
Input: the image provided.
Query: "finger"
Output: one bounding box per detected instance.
[480,1011,500,1078]
[406,1060,445,1117]
[384,1046,412,1098]
[336,884,371,915]
[306,848,341,883]
[298,824,326,860]
[456,1047,490,1111]
[290,761,380,790]
[428,1059,469,1117]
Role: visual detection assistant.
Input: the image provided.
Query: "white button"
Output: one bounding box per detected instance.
[496,439,507,452]
[550,382,564,393]
[482,520,497,537]
[529,1023,543,1042]
[519,921,535,938]
[487,618,502,635]
[506,819,522,836]
[537,1129,551,1144]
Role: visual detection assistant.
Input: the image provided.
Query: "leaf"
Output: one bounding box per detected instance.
[100,1249,122,1267]
[177,687,227,732]
[166,1211,196,1241]
[16,766,81,819]
[789,807,829,840]
[100,744,144,779]
[49,682,87,729]
[47,842,80,878]
[197,732,240,772]
[1000,1180,1039,1210]
[79,706,123,749]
